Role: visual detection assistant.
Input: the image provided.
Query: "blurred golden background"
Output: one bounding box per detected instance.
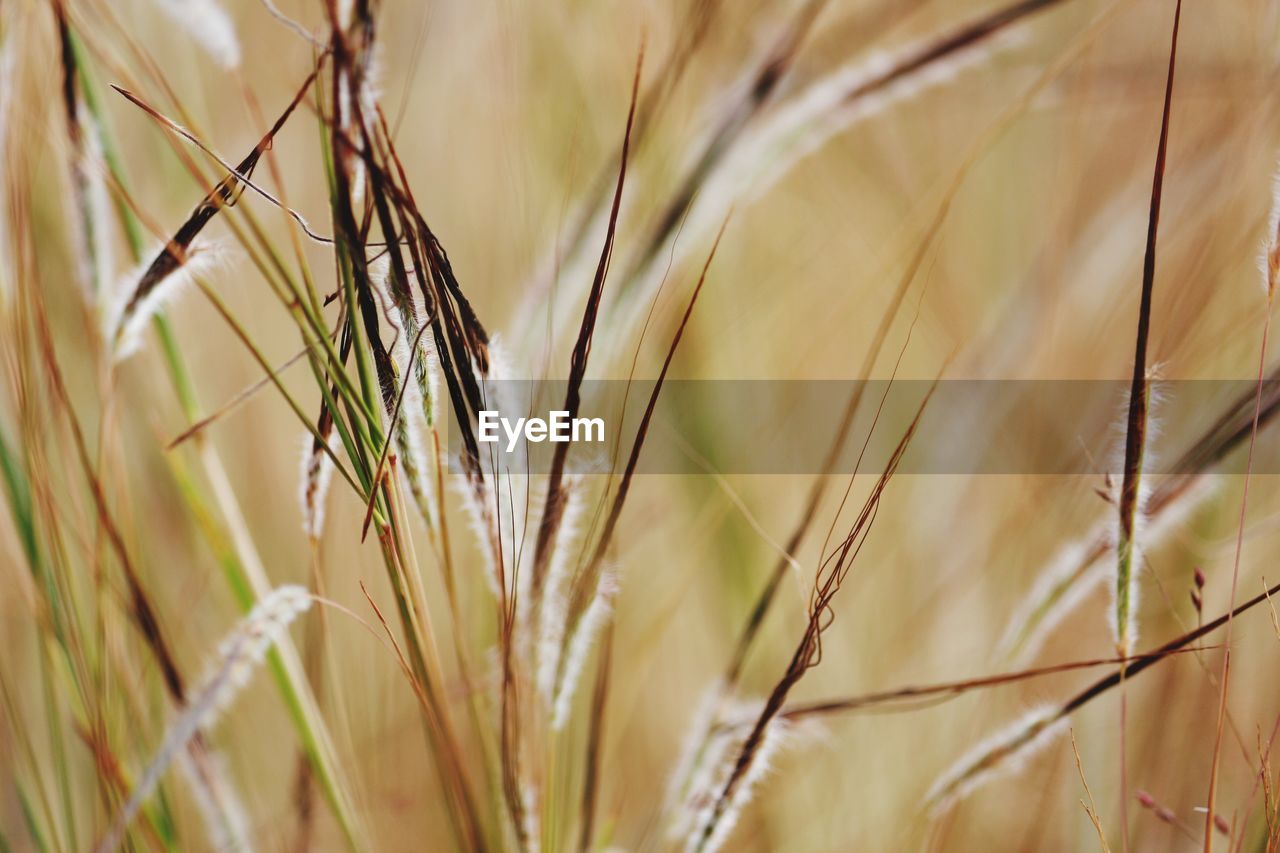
[3,0,1280,850]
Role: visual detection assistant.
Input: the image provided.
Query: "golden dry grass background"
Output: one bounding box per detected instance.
[3,0,1280,850]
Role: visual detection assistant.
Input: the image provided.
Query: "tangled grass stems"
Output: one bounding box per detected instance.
[60,20,369,849]
[692,376,938,852]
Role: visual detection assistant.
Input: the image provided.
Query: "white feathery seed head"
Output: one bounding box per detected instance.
[551,568,618,729]
[924,704,1068,817]
[82,116,116,299]
[684,711,816,853]
[97,586,312,852]
[65,110,115,300]
[1258,165,1280,296]
[151,0,241,69]
[105,238,225,361]
[371,258,440,523]
[194,585,314,726]
[1107,377,1165,655]
[455,474,504,598]
[298,431,337,541]
[519,783,541,853]
[616,25,1026,332]
[667,694,759,841]
[536,475,588,703]
[998,472,1218,663]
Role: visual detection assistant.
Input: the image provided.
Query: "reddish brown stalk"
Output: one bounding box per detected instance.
[72,724,168,852]
[1056,579,1280,718]
[694,378,938,851]
[1206,115,1279,853]
[782,648,1213,719]
[723,195,935,688]
[1002,365,1280,660]
[528,45,645,615]
[28,251,249,846]
[563,220,729,635]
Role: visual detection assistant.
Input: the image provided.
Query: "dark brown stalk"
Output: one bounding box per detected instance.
[327,93,397,417]
[30,252,246,847]
[527,46,644,616]
[109,62,322,335]
[783,648,1212,720]
[1115,7,1180,846]
[1057,578,1280,718]
[1114,0,1181,657]
[34,276,185,702]
[563,220,728,640]
[325,6,491,848]
[359,322,431,541]
[349,107,491,476]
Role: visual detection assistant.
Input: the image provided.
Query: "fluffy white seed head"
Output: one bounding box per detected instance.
[298,432,337,541]
[667,695,759,841]
[105,238,225,361]
[681,708,819,853]
[97,586,312,852]
[536,476,589,703]
[519,783,541,853]
[83,118,116,299]
[551,568,618,729]
[1108,379,1166,655]
[998,473,1218,663]
[455,475,504,598]
[611,26,1024,335]
[925,704,1068,817]
[151,0,241,69]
